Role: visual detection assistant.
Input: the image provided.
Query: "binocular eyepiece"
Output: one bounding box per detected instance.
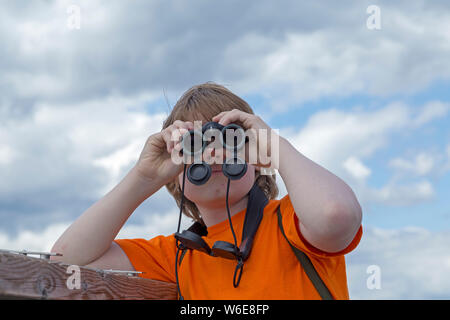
[180,121,248,185]
[181,122,247,156]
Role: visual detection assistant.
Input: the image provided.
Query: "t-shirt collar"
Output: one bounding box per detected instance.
[205,207,247,238]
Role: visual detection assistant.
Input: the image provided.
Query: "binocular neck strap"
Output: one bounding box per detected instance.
[239,182,268,261]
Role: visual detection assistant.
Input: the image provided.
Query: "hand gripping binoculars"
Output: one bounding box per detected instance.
[179,121,249,185]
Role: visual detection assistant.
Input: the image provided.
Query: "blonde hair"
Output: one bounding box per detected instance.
[163,82,279,224]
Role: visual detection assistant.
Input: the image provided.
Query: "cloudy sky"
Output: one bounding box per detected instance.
[1,0,449,299]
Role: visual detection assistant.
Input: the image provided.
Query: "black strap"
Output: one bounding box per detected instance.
[240,183,268,261]
[178,248,187,266]
[276,205,334,300]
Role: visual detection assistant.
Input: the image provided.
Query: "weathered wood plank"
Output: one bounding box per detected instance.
[0,251,177,300]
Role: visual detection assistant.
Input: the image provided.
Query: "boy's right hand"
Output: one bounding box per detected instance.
[134,120,194,186]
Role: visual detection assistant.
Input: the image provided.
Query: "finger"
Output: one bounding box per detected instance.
[218,109,250,127]
[216,110,235,126]
[161,128,174,153]
[164,123,188,153]
[185,121,194,130]
[173,120,193,130]
[171,121,193,141]
[212,111,226,122]
[173,140,183,156]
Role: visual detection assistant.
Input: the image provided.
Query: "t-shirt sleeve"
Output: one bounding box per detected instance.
[280,194,363,259]
[114,234,177,283]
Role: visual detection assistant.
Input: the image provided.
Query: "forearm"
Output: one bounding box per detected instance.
[277,136,362,250]
[51,166,163,265]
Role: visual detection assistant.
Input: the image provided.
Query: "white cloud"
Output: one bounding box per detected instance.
[389,153,435,176]
[0,144,16,166]
[0,222,69,252]
[370,180,434,206]
[412,101,450,127]
[0,91,172,233]
[279,100,447,207]
[0,93,164,198]
[343,156,372,181]
[116,209,193,240]
[347,225,450,299]
[251,13,450,110]
[286,102,410,169]
[2,1,450,110]
[93,140,147,195]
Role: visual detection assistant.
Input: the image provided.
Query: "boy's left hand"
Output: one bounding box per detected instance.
[212,109,271,132]
[212,109,279,168]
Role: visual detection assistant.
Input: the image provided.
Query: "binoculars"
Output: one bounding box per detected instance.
[180,121,249,185]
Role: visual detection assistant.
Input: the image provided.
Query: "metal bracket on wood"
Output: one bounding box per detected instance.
[4,249,63,260]
[99,269,144,277]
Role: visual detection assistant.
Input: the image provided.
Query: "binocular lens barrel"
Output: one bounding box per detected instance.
[181,123,246,157]
[181,130,205,156]
[220,125,246,151]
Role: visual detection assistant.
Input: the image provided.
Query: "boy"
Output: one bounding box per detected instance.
[51,82,362,299]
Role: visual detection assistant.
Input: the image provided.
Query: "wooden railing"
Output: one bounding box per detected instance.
[0,250,177,299]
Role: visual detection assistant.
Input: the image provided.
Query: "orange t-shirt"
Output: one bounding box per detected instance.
[114,194,362,300]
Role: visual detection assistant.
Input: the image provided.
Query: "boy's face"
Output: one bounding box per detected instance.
[177,162,257,208]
